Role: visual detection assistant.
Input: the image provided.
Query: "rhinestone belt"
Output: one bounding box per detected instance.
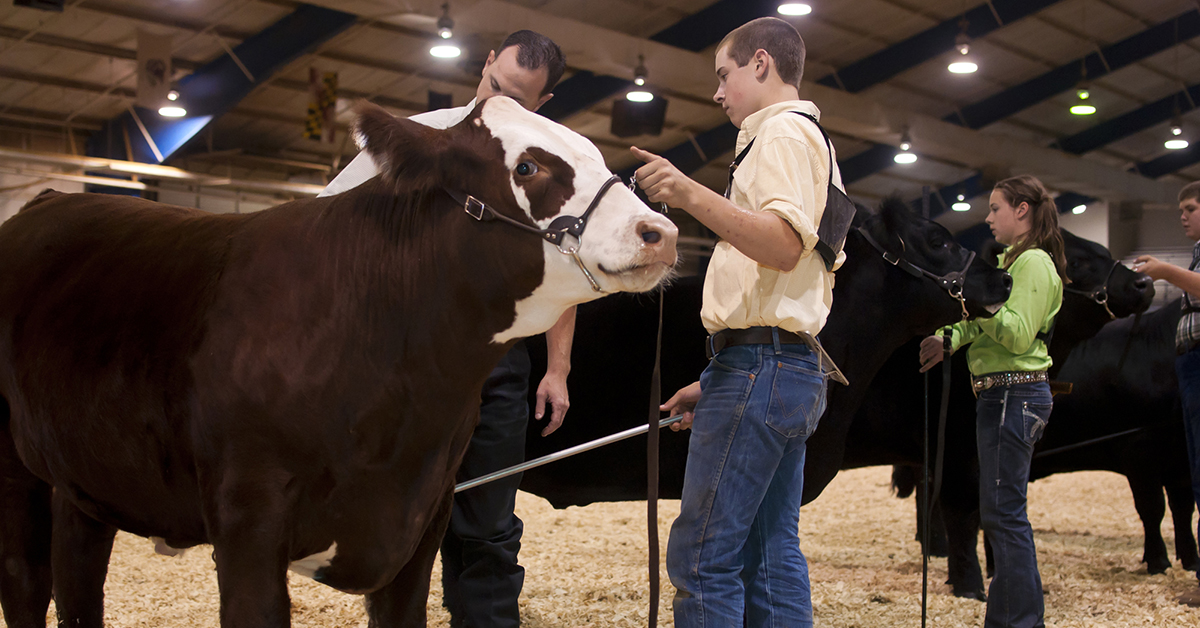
[970,370,1048,395]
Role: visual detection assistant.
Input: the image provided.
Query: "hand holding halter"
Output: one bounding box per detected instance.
[628,172,669,214]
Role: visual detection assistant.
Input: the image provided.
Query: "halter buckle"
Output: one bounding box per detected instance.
[464,196,487,221]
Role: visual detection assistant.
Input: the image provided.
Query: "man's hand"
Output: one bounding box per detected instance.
[918,335,947,373]
[660,381,702,431]
[534,371,569,436]
[1132,255,1170,281]
[631,146,699,210]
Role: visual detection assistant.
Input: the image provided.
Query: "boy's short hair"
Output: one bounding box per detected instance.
[1180,181,1200,204]
[716,17,806,90]
[495,30,566,97]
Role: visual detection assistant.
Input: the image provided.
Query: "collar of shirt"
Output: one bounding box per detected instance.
[735,100,821,154]
[411,97,477,130]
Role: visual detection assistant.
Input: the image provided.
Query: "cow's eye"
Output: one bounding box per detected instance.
[515,161,538,177]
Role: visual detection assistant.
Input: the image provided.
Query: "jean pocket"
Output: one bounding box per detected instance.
[710,345,760,377]
[765,360,827,439]
[1021,401,1051,445]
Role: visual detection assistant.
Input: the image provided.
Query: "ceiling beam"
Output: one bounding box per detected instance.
[85,4,358,164]
[955,9,1200,130]
[814,0,1067,93]
[842,9,1200,184]
[1135,143,1200,180]
[1055,83,1200,155]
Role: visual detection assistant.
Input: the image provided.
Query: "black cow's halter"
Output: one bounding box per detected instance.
[444,173,625,293]
[855,225,976,320]
[1064,259,1120,320]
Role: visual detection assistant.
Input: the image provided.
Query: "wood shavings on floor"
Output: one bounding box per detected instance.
[7,468,1197,627]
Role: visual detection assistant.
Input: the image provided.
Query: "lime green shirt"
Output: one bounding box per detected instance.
[943,247,1063,376]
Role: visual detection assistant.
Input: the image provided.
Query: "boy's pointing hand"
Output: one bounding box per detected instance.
[631,146,698,210]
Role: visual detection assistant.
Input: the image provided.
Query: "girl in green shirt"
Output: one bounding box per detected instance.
[918,175,1066,628]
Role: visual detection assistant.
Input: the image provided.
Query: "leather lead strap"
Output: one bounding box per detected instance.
[647,285,663,627]
[921,330,953,628]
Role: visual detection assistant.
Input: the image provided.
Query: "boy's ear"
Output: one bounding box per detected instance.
[753,49,771,80]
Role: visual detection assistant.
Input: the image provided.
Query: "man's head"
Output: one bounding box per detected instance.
[476,30,565,112]
[713,17,805,127]
[1179,181,1200,241]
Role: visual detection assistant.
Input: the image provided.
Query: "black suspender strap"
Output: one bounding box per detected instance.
[722,110,857,271]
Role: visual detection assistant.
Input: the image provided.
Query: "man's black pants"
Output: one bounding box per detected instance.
[441,341,530,628]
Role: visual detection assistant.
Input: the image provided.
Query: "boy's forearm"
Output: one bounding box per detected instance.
[1163,265,1200,299]
[680,182,803,271]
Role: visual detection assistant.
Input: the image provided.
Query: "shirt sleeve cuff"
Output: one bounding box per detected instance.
[761,200,820,257]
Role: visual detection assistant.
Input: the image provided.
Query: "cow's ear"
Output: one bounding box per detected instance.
[878,196,910,234]
[352,101,445,191]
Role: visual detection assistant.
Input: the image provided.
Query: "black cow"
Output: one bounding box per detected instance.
[518,198,1012,507]
[1032,302,1197,573]
[0,98,677,628]
[860,231,1174,600]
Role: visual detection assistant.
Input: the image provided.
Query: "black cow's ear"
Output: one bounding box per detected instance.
[878,195,910,234]
[352,100,444,191]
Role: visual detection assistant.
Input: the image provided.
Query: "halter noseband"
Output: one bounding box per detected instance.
[1063,259,1120,320]
[444,174,625,293]
[856,225,976,320]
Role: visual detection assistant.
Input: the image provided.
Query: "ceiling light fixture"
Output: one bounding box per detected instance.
[633,55,647,87]
[1166,106,1189,150]
[626,90,654,103]
[948,16,977,74]
[777,3,812,16]
[1070,56,1095,115]
[1072,204,1087,215]
[952,201,971,211]
[436,3,454,39]
[1069,87,1095,115]
[894,127,917,163]
[158,88,186,117]
[430,43,461,58]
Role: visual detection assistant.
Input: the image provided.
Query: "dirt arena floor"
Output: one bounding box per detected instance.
[6,467,1199,627]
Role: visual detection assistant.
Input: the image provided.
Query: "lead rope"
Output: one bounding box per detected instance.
[921,330,953,628]
[647,285,664,628]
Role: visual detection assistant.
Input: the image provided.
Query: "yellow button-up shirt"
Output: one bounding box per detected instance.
[700,100,846,336]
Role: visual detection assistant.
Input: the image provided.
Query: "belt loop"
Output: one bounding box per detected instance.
[771,327,782,354]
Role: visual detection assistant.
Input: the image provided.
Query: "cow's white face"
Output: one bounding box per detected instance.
[478,97,678,342]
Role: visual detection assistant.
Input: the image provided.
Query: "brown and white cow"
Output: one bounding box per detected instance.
[0,97,676,628]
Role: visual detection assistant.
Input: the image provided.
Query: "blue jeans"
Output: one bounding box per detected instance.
[1175,347,1200,586]
[976,381,1050,628]
[667,340,827,628]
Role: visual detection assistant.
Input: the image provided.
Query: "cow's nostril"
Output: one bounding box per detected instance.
[642,229,662,244]
[1135,276,1152,290]
[1003,274,1014,289]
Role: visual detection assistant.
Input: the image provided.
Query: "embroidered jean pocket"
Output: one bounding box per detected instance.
[1022,401,1051,445]
[765,360,827,439]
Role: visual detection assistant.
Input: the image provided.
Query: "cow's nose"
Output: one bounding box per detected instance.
[637,217,678,265]
[1134,274,1153,291]
[1002,272,1014,292]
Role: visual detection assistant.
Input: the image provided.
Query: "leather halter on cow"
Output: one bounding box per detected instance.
[1063,259,1121,320]
[445,173,627,292]
[856,225,977,320]
[0,97,676,628]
